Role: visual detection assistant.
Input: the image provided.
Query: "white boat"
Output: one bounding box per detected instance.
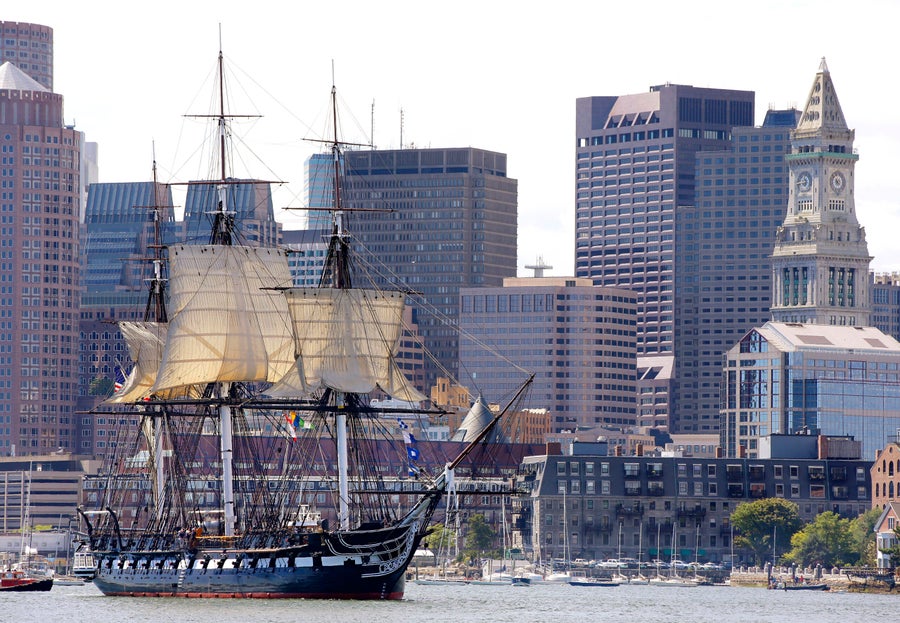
[545,571,573,583]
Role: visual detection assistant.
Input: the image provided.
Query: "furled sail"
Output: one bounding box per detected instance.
[107,321,168,403]
[151,244,295,395]
[274,288,425,402]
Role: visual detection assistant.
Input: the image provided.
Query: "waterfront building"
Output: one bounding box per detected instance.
[874,502,900,568]
[0,453,99,532]
[674,109,798,433]
[871,440,900,508]
[342,147,517,392]
[0,21,52,89]
[512,440,871,565]
[0,59,82,456]
[770,59,870,326]
[459,277,637,432]
[721,322,900,459]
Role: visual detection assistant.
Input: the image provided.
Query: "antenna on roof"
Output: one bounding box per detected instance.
[524,256,552,278]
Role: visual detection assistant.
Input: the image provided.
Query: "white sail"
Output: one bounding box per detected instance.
[275,288,425,402]
[108,321,167,403]
[151,244,295,395]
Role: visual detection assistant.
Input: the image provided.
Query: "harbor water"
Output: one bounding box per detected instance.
[3,580,895,623]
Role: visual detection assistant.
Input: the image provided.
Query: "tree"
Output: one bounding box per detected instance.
[423,522,457,559]
[783,511,856,568]
[463,513,496,559]
[848,507,882,567]
[730,498,802,566]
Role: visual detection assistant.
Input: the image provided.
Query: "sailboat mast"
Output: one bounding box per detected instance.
[324,74,352,531]
[211,43,236,537]
[148,151,167,523]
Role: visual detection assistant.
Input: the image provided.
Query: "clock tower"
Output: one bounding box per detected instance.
[771,58,871,326]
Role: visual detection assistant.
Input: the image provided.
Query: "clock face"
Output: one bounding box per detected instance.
[797,172,812,192]
[830,171,846,193]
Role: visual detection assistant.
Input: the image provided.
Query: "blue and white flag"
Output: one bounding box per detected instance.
[397,418,409,429]
[407,446,420,461]
[402,431,416,445]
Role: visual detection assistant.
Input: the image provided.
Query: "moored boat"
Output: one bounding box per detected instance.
[0,571,53,592]
[569,577,619,587]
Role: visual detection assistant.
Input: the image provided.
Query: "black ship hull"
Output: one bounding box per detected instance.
[90,521,425,599]
[94,561,407,599]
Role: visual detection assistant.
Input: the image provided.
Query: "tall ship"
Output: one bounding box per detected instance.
[75,47,531,599]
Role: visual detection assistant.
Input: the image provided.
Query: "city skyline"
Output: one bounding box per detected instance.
[8,1,900,278]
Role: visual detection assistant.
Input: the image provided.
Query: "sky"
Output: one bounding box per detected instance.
[9,0,900,276]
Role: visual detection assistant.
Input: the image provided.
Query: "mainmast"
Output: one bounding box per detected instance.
[211,45,237,537]
[326,78,351,531]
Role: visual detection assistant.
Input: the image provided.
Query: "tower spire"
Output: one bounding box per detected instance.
[770,60,871,327]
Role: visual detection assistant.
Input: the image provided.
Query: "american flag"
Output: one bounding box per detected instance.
[113,366,126,394]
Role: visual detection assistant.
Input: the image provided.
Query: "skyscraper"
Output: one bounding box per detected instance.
[342,147,517,391]
[673,109,799,432]
[77,181,178,454]
[0,21,52,89]
[575,84,755,360]
[0,57,81,456]
[770,58,871,326]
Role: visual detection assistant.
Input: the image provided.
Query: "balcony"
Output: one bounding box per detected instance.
[728,483,744,498]
[647,482,665,497]
[726,465,744,482]
[748,465,766,482]
[616,502,645,517]
[676,505,706,518]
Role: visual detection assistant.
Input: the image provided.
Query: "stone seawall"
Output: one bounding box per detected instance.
[730,567,896,593]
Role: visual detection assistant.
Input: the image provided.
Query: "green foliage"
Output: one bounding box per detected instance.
[782,511,856,567]
[848,507,882,567]
[89,376,115,396]
[730,498,802,566]
[424,522,456,557]
[463,513,496,558]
